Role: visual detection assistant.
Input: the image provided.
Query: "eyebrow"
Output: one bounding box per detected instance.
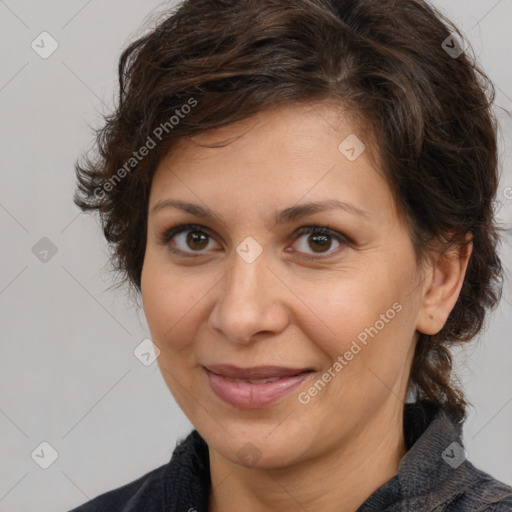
[150,198,369,226]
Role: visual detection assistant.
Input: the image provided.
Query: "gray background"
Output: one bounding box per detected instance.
[0,1,511,511]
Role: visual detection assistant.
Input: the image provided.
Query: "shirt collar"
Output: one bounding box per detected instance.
[358,401,471,511]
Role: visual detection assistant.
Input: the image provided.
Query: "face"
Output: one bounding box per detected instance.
[141,101,427,469]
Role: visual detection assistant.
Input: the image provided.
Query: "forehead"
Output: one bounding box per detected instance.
[149,101,398,224]
[156,101,376,173]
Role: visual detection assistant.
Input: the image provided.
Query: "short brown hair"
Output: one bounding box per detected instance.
[74,0,504,421]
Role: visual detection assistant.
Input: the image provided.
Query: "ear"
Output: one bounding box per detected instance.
[416,233,473,335]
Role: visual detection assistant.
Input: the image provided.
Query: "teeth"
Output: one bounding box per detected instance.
[223,376,281,384]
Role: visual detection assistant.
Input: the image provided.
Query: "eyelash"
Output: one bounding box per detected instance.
[158,223,350,260]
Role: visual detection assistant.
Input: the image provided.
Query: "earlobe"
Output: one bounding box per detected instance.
[416,235,473,336]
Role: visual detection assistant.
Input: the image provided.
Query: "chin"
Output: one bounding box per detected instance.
[204,421,312,470]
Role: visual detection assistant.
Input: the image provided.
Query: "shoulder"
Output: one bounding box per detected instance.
[66,463,168,511]
[398,402,512,512]
[446,461,512,511]
[66,429,210,512]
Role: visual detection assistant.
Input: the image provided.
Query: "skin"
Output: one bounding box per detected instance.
[140,101,472,512]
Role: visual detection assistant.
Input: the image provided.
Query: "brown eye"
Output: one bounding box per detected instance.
[290,226,347,258]
[185,231,209,251]
[308,233,332,253]
[160,224,220,255]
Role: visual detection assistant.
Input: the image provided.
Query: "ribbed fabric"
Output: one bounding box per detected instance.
[68,401,512,511]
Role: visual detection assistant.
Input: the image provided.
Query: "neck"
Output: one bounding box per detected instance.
[208,403,406,512]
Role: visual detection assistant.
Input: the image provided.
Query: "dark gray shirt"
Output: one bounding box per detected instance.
[68,401,512,511]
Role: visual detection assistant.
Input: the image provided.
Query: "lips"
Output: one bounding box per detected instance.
[204,364,313,380]
[203,364,314,408]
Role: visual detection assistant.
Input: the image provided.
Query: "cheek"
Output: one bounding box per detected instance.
[141,257,192,352]
[299,275,400,348]
[297,263,417,381]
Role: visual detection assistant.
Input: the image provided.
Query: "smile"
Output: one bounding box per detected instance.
[203,365,314,409]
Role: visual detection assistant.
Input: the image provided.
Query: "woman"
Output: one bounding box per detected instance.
[68,0,512,510]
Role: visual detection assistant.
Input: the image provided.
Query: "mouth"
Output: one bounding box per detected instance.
[203,364,315,408]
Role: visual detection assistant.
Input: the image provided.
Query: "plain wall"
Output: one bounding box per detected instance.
[0,1,510,511]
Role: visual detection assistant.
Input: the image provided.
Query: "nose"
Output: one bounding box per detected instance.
[208,245,290,345]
